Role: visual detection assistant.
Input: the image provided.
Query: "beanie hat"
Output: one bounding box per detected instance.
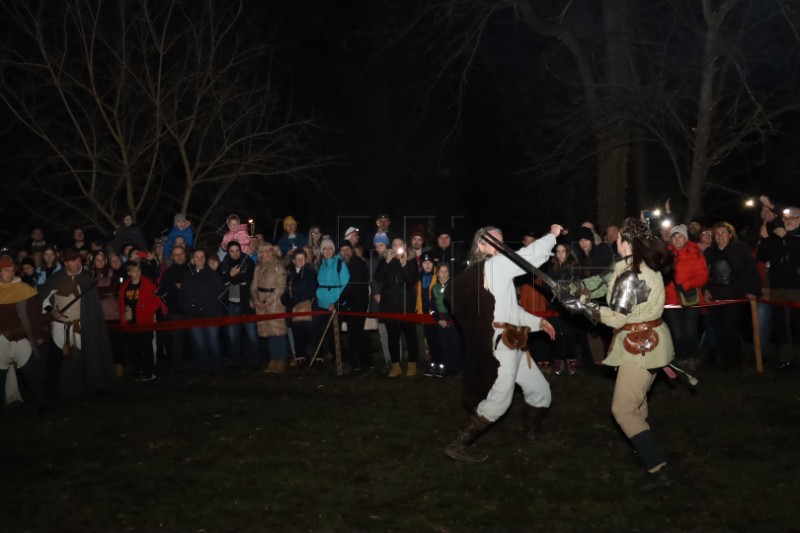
[320,238,336,251]
[409,225,425,240]
[0,257,15,270]
[437,227,453,238]
[670,224,688,239]
[373,234,390,246]
[283,216,298,230]
[344,226,359,240]
[174,213,188,224]
[575,227,595,242]
[20,257,36,268]
[227,240,241,250]
[421,253,433,264]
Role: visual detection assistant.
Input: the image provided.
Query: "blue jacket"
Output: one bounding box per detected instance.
[277,232,308,255]
[315,254,350,309]
[164,225,195,259]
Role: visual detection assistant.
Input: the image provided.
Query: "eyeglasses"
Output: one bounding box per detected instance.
[783,215,799,221]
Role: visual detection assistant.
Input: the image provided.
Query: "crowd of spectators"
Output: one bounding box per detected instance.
[1,198,799,412]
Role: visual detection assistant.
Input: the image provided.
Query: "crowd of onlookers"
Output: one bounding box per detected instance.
[1,197,799,410]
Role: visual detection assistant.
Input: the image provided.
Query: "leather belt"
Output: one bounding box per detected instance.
[616,318,662,333]
[257,287,275,293]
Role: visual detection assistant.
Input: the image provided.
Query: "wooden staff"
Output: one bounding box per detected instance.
[307,310,336,371]
[750,298,763,373]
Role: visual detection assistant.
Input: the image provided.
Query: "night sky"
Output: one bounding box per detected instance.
[1,0,799,246]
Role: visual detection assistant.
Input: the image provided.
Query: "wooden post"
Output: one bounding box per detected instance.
[332,310,343,376]
[750,298,763,373]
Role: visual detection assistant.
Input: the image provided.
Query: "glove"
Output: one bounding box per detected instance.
[561,297,601,325]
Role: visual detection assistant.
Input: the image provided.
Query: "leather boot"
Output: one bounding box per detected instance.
[638,464,675,490]
[272,359,287,374]
[523,405,548,443]
[387,362,402,378]
[444,412,492,463]
[405,362,417,377]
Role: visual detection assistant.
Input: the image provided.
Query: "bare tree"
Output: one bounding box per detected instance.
[0,0,329,235]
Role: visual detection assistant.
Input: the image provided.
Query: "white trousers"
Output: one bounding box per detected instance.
[476,340,551,422]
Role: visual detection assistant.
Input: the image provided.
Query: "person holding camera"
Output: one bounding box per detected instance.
[375,237,419,377]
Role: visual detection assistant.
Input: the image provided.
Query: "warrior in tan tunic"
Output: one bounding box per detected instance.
[564,217,676,490]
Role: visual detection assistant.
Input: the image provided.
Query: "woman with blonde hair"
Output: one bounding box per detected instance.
[251,244,289,373]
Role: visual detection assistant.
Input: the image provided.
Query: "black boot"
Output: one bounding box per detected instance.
[523,405,548,443]
[638,464,674,490]
[444,412,492,463]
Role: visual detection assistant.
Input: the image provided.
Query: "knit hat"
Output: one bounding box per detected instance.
[421,253,433,264]
[409,225,425,241]
[670,224,688,239]
[373,234,390,246]
[283,216,298,230]
[320,238,336,251]
[20,257,36,268]
[376,214,389,221]
[436,227,453,238]
[0,257,15,270]
[575,227,595,242]
[344,226,359,240]
[174,213,188,224]
[339,240,353,250]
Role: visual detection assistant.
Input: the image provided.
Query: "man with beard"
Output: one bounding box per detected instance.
[40,249,115,397]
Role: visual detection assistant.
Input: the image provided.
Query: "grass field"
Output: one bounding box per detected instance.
[3,360,800,533]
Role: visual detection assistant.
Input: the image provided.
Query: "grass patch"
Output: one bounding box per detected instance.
[3,364,800,532]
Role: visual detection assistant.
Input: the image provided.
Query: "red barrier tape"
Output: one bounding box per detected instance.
[107,309,439,333]
[107,297,798,333]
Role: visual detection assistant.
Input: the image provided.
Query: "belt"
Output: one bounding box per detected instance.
[616,318,662,333]
[257,287,275,293]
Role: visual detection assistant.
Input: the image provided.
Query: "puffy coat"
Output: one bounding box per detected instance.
[665,240,709,306]
[251,258,287,337]
[315,254,350,309]
[164,224,194,260]
[221,226,252,255]
[118,276,162,325]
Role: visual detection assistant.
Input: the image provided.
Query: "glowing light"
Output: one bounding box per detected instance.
[653,209,661,218]
[745,199,755,208]
[661,219,672,229]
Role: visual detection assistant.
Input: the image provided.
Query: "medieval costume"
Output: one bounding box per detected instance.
[444,227,559,462]
[563,217,675,489]
[40,251,115,397]
[0,265,49,410]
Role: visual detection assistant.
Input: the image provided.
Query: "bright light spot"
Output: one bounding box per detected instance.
[745,199,755,208]
[661,219,672,229]
[653,209,661,218]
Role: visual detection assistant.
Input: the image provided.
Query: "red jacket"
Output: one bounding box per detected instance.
[118,276,162,325]
[665,240,709,306]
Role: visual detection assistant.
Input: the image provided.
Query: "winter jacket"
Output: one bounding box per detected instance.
[665,240,709,306]
[220,253,256,312]
[221,226,252,255]
[757,228,800,289]
[277,232,309,255]
[111,225,148,255]
[340,256,370,312]
[281,264,317,324]
[159,263,192,315]
[163,224,194,260]
[704,240,762,300]
[415,271,437,314]
[179,267,225,318]
[118,276,161,326]
[375,258,418,313]
[251,257,287,337]
[315,254,350,309]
